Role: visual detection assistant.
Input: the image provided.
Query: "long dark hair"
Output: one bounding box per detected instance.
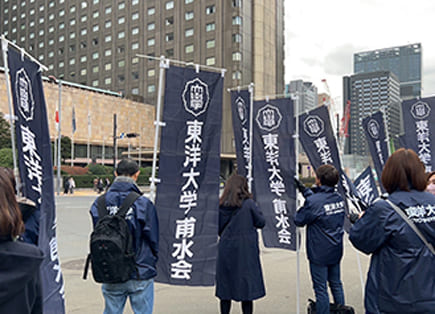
[0,169,24,239]
[219,174,252,208]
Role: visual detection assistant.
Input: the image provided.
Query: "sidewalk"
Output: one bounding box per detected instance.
[65,185,151,197]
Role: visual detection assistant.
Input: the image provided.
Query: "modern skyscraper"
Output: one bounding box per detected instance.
[285,80,318,114]
[354,43,422,100]
[0,0,285,154]
[343,71,401,155]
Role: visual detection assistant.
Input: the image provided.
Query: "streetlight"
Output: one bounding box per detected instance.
[112,113,139,172]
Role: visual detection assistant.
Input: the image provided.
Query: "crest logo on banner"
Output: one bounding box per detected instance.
[236,96,247,124]
[367,119,380,139]
[256,104,282,131]
[182,78,209,116]
[303,115,324,137]
[15,68,35,121]
[411,101,430,119]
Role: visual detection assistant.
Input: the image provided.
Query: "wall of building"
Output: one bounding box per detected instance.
[0,73,155,150]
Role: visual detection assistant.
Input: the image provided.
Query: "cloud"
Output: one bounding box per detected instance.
[323,43,366,76]
[423,63,435,97]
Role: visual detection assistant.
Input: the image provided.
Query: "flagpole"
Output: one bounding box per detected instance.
[248,83,254,192]
[292,91,301,314]
[149,56,168,203]
[87,103,90,164]
[1,36,21,196]
[71,134,74,167]
[57,79,62,195]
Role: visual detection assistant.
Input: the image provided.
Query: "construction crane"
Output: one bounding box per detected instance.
[321,78,334,108]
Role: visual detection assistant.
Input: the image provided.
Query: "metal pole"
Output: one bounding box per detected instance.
[381,105,391,156]
[113,114,117,173]
[292,91,301,314]
[56,80,62,195]
[139,115,142,168]
[149,56,168,202]
[247,83,254,192]
[102,137,105,165]
[71,135,74,167]
[1,36,21,196]
[87,106,90,164]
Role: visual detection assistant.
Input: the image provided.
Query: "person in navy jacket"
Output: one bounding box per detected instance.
[349,149,435,313]
[90,158,159,314]
[294,164,346,314]
[215,174,266,314]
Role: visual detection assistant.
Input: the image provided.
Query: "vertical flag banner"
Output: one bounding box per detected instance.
[362,111,389,193]
[298,105,360,230]
[7,47,65,312]
[402,97,435,172]
[252,98,297,250]
[155,65,223,286]
[230,89,250,177]
[353,166,379,207]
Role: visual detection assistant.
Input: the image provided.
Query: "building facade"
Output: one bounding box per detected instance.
[354,43,422,100]
[343,71,401,155]
[0,0,285,154]
[285,80,318,114]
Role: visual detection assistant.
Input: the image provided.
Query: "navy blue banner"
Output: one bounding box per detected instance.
[7,47,65,312]
[397,134,407,149]
[231,89,251,178]
[298,106,360,229]
[362,111,389,193]
[252,98,297,250]
[402,97,435,172]
[353,166,379,207]
[155,65,222,286]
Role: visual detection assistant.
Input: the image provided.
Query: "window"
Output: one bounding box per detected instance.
[93,11,99,18]
[148,7,155,15]
[81,29,87,36]
[185,0,194,3]
[132,12,139,20]
[206,23,215,32]
[185,11,194,20]
[206,39,215,48]
[93,25,99,32]
[148,38,155,46]
[81,1,87,9]
[132,42,139,50]
[93,0,99,4]
[92,80,98,87]
[105,49,111,56]
[132,57,139,64]
[148,23,155,30]
[148,69,155,77]
[105,63,112,70]
[206,57,215,66]
[132,28,139,35]
[59,61,64,68]
[81,15,87,22]
[148,85,156,93]
[232,16,242,25]
[232,52,242,61]
[80,56,87,62]
[30,21,34,27]
[49,13,55,20]
[48,51,54,58]
[118,2,125,9]
[59,35,65,42]
[132,72,139,80]
[132,88,139,95]
[132,0,139,5]
[166,1,174,10]
[92,52,99,59]
[206,5,215,14]
[49,26,55,33]
[70,32,76,39]
[39,17,44,24]
[92,66,99,73]
[165,32,174,42]
[70,19,76,25]
[105,78,111,85]
[59,23,65,29]
[105,35,112,42]
[165,17,174,26]
[232,0,242,7]
[118,60,125,67]
[118,31,125,39]
[69,58,76,65]
[119,17,125,24]
[39,29,44,36]
[185,44,194,53]
[30,33,35,39]
[105,6,112,14]
[105,20,112,28]
[232,33,242,43]
[70,45,75,52]
[71,5,76,12]
[185,28,194,37]
[118,46,125,53]
[232,71,242,80]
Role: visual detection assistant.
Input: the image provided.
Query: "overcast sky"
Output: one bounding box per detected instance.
[284,0,435,114]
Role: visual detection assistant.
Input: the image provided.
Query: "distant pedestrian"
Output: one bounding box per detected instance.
[426,170,435,195]
[64,177,70,194]
[0,169,43,313]
[105,177,111,192]
[294,165,346,314]
[97,178,104,194]
[68,177,76,194]
[216,174,265,314]
[89,158,159,314]
[349,149,435,313]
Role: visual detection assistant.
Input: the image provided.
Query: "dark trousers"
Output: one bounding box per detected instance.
[220,300,253,314]
[309,262,345,314]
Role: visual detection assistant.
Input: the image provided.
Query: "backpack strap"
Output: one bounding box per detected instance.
[386,200,435,255]
[96,194,107,219]
[117,191,142,218]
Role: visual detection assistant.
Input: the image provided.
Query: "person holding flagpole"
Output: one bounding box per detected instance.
[349,148,435,313]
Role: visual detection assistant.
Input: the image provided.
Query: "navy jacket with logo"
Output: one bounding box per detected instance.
[294,185,345,265]
[349,190,435,313]
[90,177,159,281]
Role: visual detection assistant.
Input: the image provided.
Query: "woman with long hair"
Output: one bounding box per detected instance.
[0,170,44,313]
[215,174,266,314]
[349,149,435,313]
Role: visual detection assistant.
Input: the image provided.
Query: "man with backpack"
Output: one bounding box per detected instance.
[88,158,159,314]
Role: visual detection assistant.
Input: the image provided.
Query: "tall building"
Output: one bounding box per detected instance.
[354,43,422,100]
[343,71,401,155]
[0,0,285,155]
[285,80,318,114]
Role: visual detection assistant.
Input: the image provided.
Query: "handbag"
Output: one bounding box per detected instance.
[307,298,355,314]
[386,200,435,255]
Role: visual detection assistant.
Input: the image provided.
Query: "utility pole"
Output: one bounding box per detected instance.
[113,113,117,173]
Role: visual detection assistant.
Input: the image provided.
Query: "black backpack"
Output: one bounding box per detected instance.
[307,299,355,314]
[83,191,141,284]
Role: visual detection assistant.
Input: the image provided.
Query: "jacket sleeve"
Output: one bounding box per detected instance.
[349,200,393,254]
[139,198,159,258]
[249,200,266,229]
[294,197,317,227]
[90,200,99,228]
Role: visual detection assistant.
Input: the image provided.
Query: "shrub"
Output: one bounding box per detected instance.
[0,148,13,168]
[87,163,111,175]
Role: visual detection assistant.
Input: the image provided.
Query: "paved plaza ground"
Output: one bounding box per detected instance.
[57,191,369,313]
